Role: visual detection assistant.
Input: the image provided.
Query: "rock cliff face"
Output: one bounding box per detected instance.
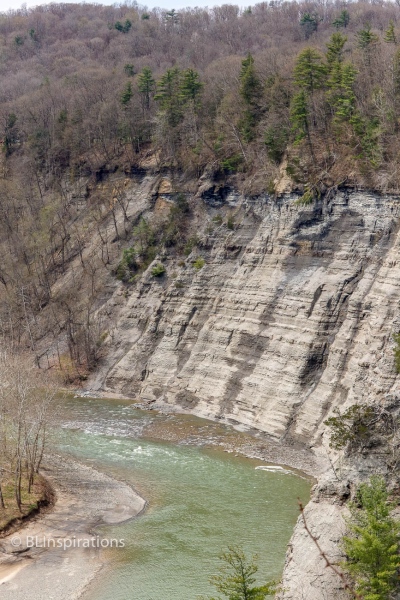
[90,184,400,598]
[98,188,400,441]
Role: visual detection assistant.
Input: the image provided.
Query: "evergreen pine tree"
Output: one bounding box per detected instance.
[384,20,397,44]
[155,68,182,127]
[290,90,309,143]
[356,24,379,69]
[327,63,358,122]
[239,53,263,106]
[343,477,400,600]
[357,24,379,51]
[124,63,135,77]
[357,24,377,48]
[138,67,156,110]
[165,9,179,25]
[394,48,400,102]
[238,53,263,142]
[300,12,319,39]
[326,32,347,67]
[294,48,327,94]
[333,10,350,29]
[206,546,275,600]
[180,69,203,106]
[120,81,133,106]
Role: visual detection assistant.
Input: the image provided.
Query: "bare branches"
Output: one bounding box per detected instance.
[298,500,362,600]
[0,350,57,510]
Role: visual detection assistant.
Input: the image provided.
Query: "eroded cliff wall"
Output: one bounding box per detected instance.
[96,188,400,447]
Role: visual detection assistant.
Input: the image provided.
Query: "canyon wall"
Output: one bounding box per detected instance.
[89,183,400,598]
[97,187,400,444]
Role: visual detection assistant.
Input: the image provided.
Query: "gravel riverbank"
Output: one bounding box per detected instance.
[0,455,146,600]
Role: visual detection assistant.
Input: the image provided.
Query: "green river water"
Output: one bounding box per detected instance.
[57,396,311,600]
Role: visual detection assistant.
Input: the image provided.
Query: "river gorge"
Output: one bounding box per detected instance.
[59,395,311,600]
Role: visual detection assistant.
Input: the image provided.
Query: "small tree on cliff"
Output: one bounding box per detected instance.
[205,546,275,599]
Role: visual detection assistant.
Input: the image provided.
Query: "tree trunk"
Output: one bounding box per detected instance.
[0,477,5,509]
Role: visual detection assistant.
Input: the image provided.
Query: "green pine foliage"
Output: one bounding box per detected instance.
[294,48,327,93]
[116,217,158,281]
[290,90,309,143]
[327,62,358,122]
[193,257,205,270]
[240,54,263,106]
[124,63,135,77]
[394,49,400,100]
[393,333,400,373]
[3,113,18,156]
[165,9,179,24]
[162,194,190,248]
[239,53,263,142]
[205,546,275,600]
[325,404,378,450]
[357,24,379,52]
[264,125,288,163]
[180,68,203,106]
[326,32,347,66]
[115,19,132,33]
[333,10,350,29]
[351,114,382,166]
[300,12,319,39]
[133,218,156,258]
[155,67,202,127]
[115,247,137,281]
[343,476,400,600]
[295,188,314,205]
[120,81,133,106]
[289,37,385,168]
[151,263,166,277]
[384,21,397,44]
[138,67,156,111]
[155,68,182,118]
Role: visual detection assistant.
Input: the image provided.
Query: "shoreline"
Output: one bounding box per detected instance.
[0,454,146,599]
[72,388,325,479]
[0,476,55,540]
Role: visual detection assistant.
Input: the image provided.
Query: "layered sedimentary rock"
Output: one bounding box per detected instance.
[90,185,400,598]
[100,189,400,443]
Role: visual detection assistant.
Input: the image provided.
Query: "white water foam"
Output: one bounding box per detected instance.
[255,465,292,475]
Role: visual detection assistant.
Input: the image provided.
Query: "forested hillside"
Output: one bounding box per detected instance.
[1,0,400,184]
[2,0,400,375]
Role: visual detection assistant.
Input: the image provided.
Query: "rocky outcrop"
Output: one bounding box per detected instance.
[89,184,400,598]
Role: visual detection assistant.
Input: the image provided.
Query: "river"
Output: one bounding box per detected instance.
[56,395,311,600]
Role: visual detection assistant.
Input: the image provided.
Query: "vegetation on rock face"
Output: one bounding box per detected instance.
[393,333,400,373]
[343,476,400,600]
[325,404,379,451]
[325,399,400,477]
[204,546,275,600]
[151,263,166,277]
[193,257,205,271]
